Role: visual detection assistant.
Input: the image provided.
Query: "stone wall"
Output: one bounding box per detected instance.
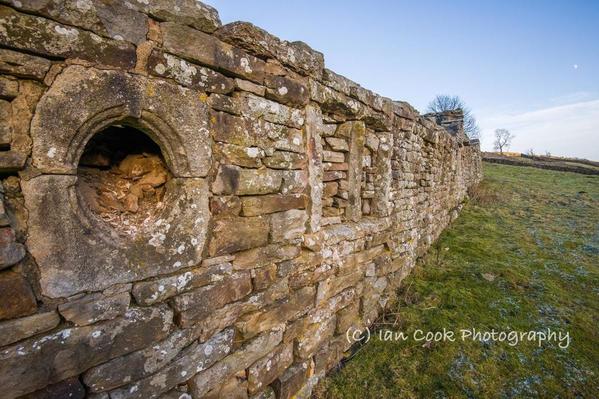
[0,1,482,398]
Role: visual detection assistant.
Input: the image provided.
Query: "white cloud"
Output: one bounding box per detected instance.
[478,99,599,160]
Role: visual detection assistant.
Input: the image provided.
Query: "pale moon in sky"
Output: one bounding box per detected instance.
[573,64,579,69]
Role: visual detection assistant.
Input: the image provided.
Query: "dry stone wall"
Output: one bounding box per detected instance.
[0,1,482,398]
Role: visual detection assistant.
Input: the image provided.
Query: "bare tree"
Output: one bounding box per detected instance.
[494,129,514,154]
[426,95,480,139]
[526,148,535,156]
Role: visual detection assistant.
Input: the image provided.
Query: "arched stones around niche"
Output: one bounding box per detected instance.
[22,66,211,298]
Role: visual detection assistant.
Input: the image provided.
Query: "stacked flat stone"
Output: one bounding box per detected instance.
[0,1,482,398]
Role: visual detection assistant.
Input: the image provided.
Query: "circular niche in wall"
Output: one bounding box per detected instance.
[76,125,172,238]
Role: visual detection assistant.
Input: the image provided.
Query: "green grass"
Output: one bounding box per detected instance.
[317,163,599,398]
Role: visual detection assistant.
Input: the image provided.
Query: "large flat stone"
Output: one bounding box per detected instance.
[0,306,173,398]
[108,329,234,399]
[22,175,210,298]
[161,22,265,83]
[3,0,148,44]
[0,6,135,68]
[0,311,60,347]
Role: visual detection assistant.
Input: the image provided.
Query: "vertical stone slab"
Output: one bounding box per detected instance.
[372,132,393,217]
[345,121,365,222]
[304,104,323,232]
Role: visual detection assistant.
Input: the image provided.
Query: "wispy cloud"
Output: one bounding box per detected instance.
[478,99,599,160]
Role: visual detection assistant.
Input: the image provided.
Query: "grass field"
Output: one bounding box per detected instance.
[316,162,599,398]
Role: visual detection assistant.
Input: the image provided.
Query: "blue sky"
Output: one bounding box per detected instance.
[206,0,599,160]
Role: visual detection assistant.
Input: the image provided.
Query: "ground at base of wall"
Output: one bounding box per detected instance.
[315,163,599,398]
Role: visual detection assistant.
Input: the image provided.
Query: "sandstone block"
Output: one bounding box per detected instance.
[232,244,300,270]
[0,311,60,347]
[21,377,85,399]
[0,226,26,270]
[316,271,362,304]
[0,306,173,398]
[212,165,283,196]
[162,22,265,83]
[0,48,51,80]
[208,216,270,256]
[265,75,309,107]
[241,194,306,216]
[263,150,307,170]
[137,0,221,33]
[84,328,196,392]
[58,291,130,326]
[236,287,314,339]
[0,270,36,320]
[210,195,242,216]
[172,271,252,327]
[215,22,324,78]
[272,361,312,399]
[132,262,233,306]
[247,342,293,394]
[108,329,234,399]
[4,0,149,44]
[148,50,234,94]
[214,143,264,168]
[0,6,136,69]
[189,328,283,398]
[0,76,18,99]
[270,209,307,243]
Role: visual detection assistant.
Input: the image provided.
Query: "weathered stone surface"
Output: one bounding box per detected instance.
[58,291,130,326]
[4,0,148,44]
[212,165,282,196]
[295,316,336,359]
[270,209,307,243]
[346,121,366,221]
[236,287,314,339]
[108,329,233,399]
[214,143,264,168]
[0,76,18,99]
[0,270,36,320]
[20,377,86,399]
[148,50,234,94]
[0,311,60,347]
[189,328,284,398]
[162,22,265,83]
[84,328,192,392]
[23,175,210,298]
[0,306,173,398]
[202,374,248,399]
[272,361,312,399]
[208,216,270,257]
[304,104,324,233]
[232,244,300,270]
[172,271,252,327]
[0,48,51,80]
[235,78,266,96]
[241,194,306,216]
[31,66,212,177]
[265,75,309,107]
[215,22,324,78]
[137,0,221,33]
[210,195,242,217]
[0,226,25,269]
[132,262,233,306]
[0,6,136,68]
[263,150,306,170]
[248,342,293,394]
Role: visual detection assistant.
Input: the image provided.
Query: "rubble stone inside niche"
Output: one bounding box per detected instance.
[76,125,171,237]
